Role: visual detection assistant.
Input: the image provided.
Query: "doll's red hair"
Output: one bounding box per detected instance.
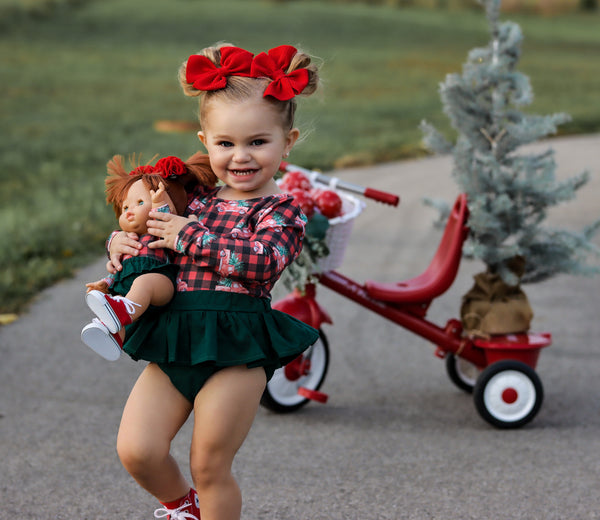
[105,153,216,219]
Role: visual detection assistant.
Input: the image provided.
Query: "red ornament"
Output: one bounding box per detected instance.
[280,170,312,192]
[289,187,316,219]
[313,189,343,219]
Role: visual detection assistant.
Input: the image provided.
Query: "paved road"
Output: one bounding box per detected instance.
[2,134,599,519]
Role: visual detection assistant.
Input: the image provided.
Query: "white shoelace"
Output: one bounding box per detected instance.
[153,501,199,519]
[111,295,141,316]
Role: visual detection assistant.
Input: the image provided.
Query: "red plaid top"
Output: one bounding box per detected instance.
[172,185,307,298]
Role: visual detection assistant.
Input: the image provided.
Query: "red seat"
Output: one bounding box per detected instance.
[365,194,469,304]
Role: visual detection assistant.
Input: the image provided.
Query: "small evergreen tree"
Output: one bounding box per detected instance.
[420,0,600,286]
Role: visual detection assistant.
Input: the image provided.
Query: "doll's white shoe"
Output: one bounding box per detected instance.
[81,318,123,361]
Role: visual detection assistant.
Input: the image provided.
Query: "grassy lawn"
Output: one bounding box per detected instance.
[1,0,599,314]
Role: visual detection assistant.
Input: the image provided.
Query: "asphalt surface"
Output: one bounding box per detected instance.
[1,134,599,519]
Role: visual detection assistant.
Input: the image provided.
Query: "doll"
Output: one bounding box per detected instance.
[81,153,216,360]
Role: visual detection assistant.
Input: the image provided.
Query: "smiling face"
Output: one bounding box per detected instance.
[118,179,153,234]
[198,92,299,200]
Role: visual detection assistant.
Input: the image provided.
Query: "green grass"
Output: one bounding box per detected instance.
[1,0,599,314]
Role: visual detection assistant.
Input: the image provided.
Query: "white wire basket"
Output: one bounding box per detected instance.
[315,188,365,272]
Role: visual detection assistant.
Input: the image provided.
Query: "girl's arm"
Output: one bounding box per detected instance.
[172,202,306,283]
[146,183,214,250]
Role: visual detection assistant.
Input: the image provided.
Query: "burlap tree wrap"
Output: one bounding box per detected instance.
[461,270,533,338]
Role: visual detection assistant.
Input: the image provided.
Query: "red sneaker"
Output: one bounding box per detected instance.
[85,290,139,333]
[80,319,123,361]
[154,489,200,519]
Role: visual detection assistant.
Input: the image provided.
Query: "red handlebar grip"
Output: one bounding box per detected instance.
[364,188,400,207]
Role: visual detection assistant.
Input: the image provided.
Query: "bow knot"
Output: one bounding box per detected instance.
[251,45,309,101]
[186,46,254,91]
[154,502,198,519]
[155,156,187,179]
[185,45,310,101]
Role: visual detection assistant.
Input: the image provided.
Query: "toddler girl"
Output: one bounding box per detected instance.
[103,43,320,520]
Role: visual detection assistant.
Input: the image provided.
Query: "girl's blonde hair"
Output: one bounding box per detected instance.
[178,43,320,131]
[105,153,217,219]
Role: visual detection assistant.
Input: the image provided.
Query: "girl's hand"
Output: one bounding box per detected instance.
[106,260,118,275]
[147,211,198,250]
[109,231,141,271]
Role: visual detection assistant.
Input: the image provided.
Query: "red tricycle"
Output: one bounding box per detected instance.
[262,163,552,429]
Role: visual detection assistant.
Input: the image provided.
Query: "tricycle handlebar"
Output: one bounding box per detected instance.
[280,162,400,207]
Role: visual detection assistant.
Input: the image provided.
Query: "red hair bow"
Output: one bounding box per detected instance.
[251,45,309,101]
[186,46,254,91]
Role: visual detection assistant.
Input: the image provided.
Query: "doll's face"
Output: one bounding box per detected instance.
[118,179,152,234]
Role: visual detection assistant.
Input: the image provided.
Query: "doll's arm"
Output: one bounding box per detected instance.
[85,275,113,294]
[151,182,176,214]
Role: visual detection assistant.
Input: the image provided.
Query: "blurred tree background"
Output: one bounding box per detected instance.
[1,0,598,314]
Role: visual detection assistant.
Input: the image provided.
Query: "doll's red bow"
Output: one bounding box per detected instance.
[155,156,187,179]
[186,46,254,90]
[128,156,187,179]
[129,165,156,176]
[251,45,309,101]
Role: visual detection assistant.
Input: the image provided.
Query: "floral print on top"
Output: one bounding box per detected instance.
[174,185,307,298]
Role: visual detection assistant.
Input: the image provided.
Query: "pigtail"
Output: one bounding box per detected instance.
[179,59,202,98]
[286,49,320,97]
[106,154,127,179]
[105,155,132,218]
[179,43,234,98]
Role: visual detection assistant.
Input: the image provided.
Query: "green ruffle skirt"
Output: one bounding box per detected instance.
[123,290,319,372]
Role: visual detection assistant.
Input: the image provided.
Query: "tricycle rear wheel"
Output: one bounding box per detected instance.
[473,360,543,429]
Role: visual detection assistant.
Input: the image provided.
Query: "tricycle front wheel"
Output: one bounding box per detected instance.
[261,330,329,413]
[473,360,543,429]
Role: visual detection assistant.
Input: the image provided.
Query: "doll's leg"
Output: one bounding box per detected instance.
[117,363,193,502]
[125,272,174,318]
[85,273,173,333]
[189,365,267,520]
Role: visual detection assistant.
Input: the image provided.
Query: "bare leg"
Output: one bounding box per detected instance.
[117,363,193,502]
[190,366,267,520]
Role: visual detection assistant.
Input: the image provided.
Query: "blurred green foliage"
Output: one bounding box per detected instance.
[1,0,599,313]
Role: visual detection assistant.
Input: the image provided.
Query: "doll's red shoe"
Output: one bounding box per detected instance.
[85,290,140,334]
[154,488,201,519]
[80,319,123,361]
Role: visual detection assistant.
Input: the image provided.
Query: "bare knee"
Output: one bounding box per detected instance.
[117,431,169,477]
[190,446,231,490]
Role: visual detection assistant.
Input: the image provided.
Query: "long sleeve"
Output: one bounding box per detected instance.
[175,202,306,283]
